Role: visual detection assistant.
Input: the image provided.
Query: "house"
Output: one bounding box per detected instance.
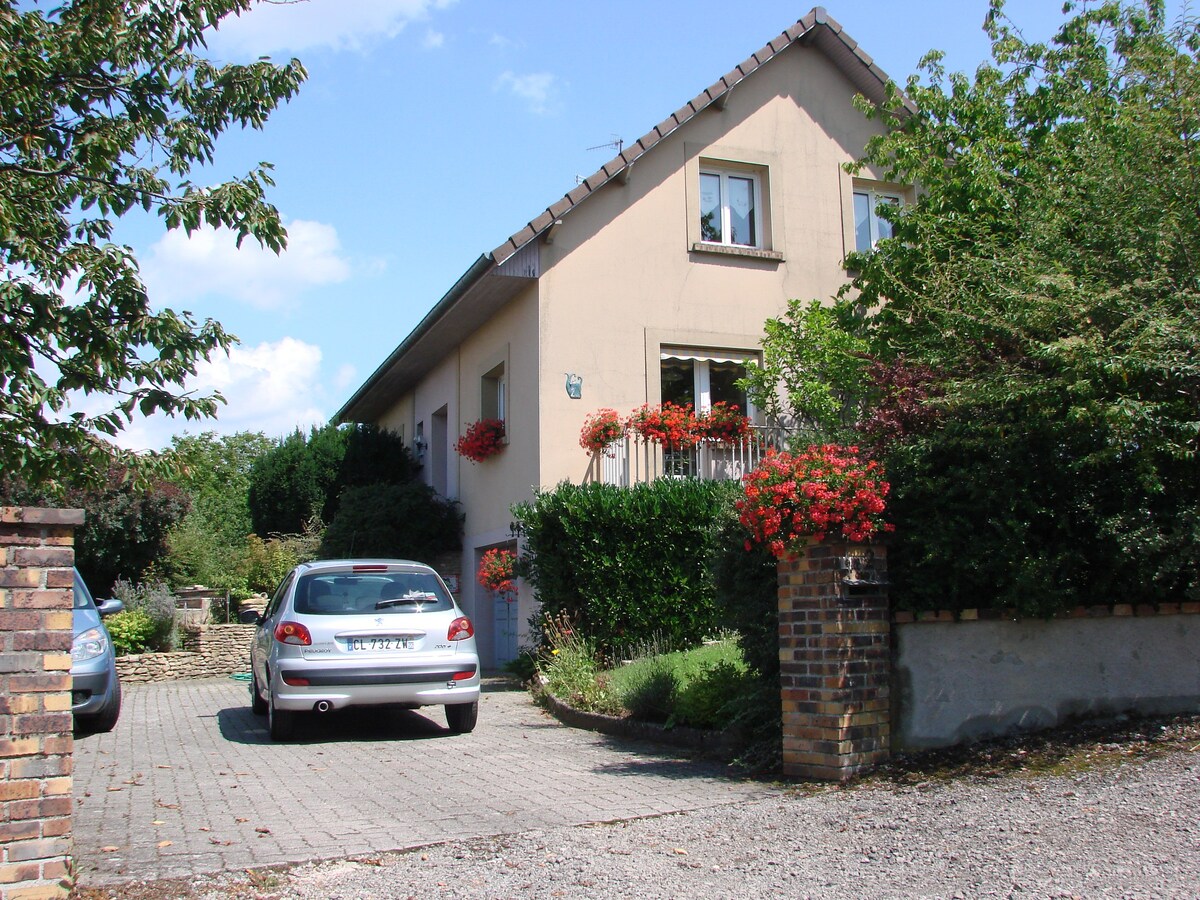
[335,7,908,668]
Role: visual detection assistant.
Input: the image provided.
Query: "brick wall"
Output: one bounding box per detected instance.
[0,507,82,900]
[778,539,891,782]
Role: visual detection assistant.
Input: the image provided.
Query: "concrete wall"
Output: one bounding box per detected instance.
[0,508,81,900]
[894,608,1200,750]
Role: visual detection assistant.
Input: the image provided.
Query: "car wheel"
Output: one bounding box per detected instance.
[268,685,295,741]
[249,669,267,716]
[86,679,122,734]
[445,701,478,734]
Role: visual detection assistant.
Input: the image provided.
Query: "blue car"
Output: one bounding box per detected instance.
[71,568,124,733]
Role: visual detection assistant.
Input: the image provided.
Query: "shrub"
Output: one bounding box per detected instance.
[111,580,177,652]
[673,660,746,729]
[105,609,157,656]
[616,657,678,723]
[512,479,736,651]
[319,483,461,561]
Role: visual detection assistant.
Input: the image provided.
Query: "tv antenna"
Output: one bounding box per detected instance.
[586,134,623,154]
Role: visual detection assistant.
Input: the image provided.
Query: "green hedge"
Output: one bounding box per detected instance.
[512,480,738,651]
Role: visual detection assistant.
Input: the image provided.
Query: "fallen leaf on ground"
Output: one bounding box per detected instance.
[100,846,119,853]
[157,841,173,848]
[255,827,271,834]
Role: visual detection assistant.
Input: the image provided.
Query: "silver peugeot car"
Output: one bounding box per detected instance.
[244,559,481,741]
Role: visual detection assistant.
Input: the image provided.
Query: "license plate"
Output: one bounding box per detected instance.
[345,637,413,652]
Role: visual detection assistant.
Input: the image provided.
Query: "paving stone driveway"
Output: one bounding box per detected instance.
[72,677,771,886]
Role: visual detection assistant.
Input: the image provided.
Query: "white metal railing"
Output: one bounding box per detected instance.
[594,426,791,486]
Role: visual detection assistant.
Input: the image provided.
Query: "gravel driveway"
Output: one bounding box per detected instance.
[74,709,1200,899]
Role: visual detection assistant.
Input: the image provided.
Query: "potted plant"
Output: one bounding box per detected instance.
[477,548,517,596]
[626,402,700,451]
[698,401,752,444]
[579,408,626,455]
[736,444,893,558]
[454,418,506,463]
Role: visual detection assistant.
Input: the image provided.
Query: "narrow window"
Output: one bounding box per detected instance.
[481,362,506,423]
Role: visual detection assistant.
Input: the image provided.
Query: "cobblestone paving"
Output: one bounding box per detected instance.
[72,677,770,886]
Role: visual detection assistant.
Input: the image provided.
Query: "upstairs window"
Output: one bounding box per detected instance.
[853,188,901,252]
[699,169,761,248]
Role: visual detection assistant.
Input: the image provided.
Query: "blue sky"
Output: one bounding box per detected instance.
[102,0,1190,451]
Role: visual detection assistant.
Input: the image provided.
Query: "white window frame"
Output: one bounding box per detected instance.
[853,188,902,252]
[699,168,763,249]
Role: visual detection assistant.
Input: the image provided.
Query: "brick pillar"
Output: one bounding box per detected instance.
[778,538,890,781]
[0,507,84,900]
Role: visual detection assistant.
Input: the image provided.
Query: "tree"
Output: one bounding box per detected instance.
[850,0,1200,610]
[161,430,274,590]
[753,0,1200,611]
[247,424,420,537]
[0,1,306,488]
[0,465,189,596]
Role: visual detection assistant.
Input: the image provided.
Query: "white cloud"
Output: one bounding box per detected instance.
[422,29,445,49]
[143,219,351,311]
[495,71,561,115]
[211,0,458,56]
[107,337,331,452]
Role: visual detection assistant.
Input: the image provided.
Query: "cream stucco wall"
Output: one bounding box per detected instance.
[534,41,896,487]
[361,38,898,666]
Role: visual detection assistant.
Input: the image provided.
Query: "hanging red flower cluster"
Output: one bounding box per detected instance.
[477,548,517,594]
[698,401,753,444]
[626,402,701,450]
[454,419,506,463]
[579,408,626,454]
[737,444,894,558]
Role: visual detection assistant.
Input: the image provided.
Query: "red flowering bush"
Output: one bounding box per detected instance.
[579,408,625,454]
[737,444,894,558]
[626,403,700,450]
[454,418,505,463]
[698,401,752,444]
[477,547,516,594]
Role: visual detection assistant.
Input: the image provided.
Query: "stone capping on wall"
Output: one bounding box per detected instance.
[0,506,83,900]
[893,602,1200,624]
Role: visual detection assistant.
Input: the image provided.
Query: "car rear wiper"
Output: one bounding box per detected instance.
[375,594,435,609]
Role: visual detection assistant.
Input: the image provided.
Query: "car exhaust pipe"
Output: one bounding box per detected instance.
[313,700,332,713]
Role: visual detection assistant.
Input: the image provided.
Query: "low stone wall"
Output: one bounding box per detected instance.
[115,625,255,684]
[893,604,1200,750]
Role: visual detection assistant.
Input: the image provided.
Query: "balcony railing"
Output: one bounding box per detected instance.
[590,426,791,486]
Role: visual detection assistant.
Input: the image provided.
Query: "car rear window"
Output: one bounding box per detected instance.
[293,571,453,615]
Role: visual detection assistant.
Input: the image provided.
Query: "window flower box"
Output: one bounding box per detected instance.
[455,418,506,463]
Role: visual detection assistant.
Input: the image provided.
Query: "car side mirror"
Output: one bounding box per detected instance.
[96,598,125,618]
[238,609,264,626]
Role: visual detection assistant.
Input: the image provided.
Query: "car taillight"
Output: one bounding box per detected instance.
[274,621,312,646]
[451,670,475,681]
[447,616,474,641]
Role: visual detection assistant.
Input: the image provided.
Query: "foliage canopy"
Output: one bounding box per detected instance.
[0,0,305,487]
